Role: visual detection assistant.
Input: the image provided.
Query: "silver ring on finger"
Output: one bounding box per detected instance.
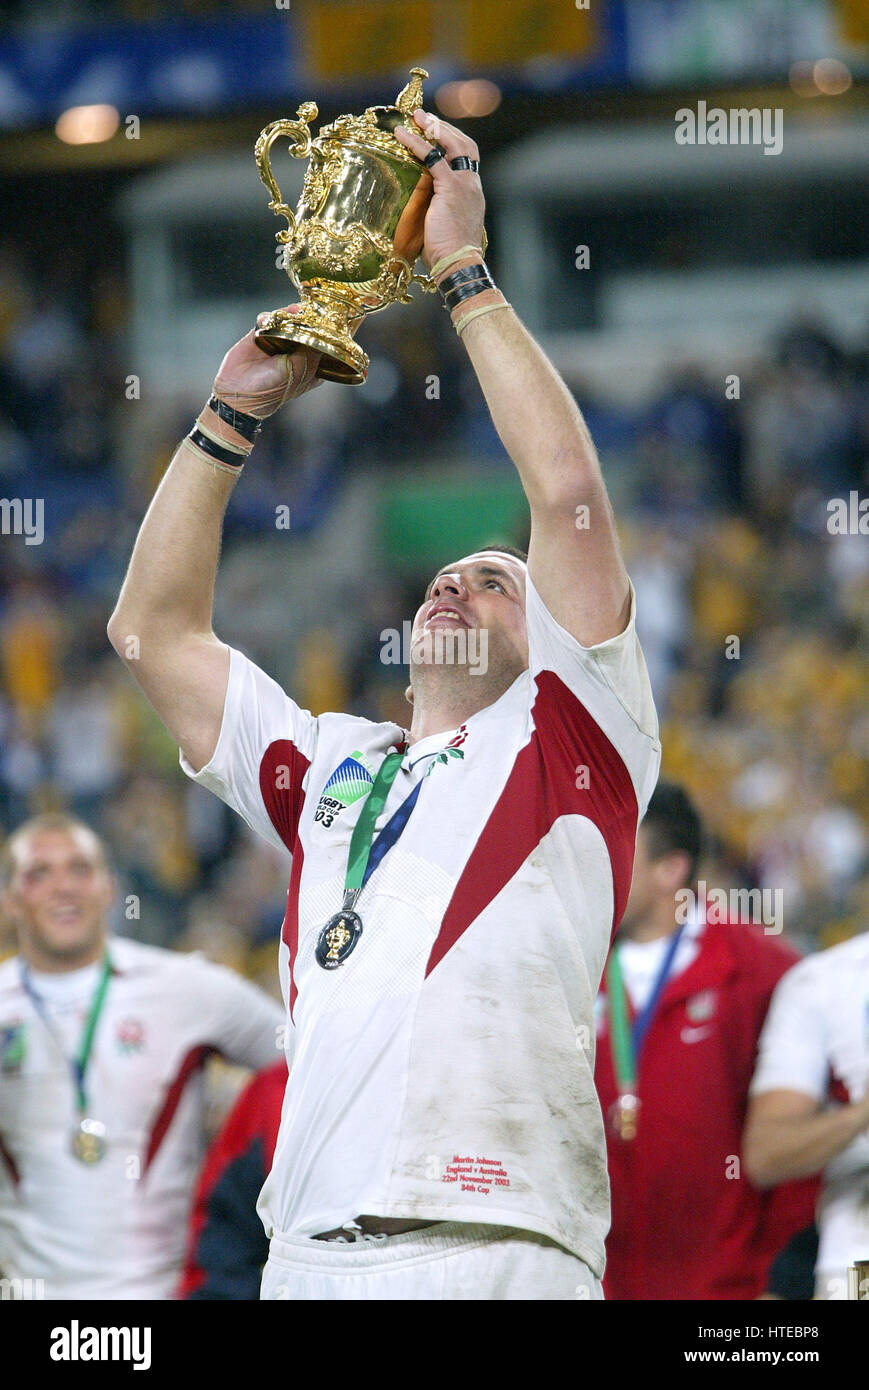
[449,157,480,172]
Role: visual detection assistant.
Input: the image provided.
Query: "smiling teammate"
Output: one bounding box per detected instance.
[108,107,660,1300]
[0,814,283,1299]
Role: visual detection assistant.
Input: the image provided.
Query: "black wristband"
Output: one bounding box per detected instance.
[438,262,492,303]
[187,427,246,468]
[444,278,498,310]
[207,395,262,443]
[443,276,495,308]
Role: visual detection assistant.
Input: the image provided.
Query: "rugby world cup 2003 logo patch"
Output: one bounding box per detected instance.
[315,751,375,828]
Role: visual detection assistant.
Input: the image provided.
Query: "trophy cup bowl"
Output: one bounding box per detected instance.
[254,67,440,385]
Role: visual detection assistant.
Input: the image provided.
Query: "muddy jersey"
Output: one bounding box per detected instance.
[182,574,660,1275]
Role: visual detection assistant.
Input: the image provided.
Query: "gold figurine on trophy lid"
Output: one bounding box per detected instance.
[255,67,448,385]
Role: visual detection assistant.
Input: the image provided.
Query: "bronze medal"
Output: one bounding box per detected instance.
[71,1118,107,1165]
[20,953,113,1167]
[610,1093,640,1141]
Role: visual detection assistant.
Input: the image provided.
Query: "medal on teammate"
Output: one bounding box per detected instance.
[70,1116,108,1165]
[20,950,113,1164]
[604,924,685,1142]
[315,744,423,969]
[611,1091,640,1141]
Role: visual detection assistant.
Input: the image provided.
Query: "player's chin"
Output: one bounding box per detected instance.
[38,913,102,952]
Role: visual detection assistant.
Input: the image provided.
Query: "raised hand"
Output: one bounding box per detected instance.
[394,109,485,272]
[212,305,324,419]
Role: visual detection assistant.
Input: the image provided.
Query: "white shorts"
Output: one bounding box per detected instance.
[260,1222,603,1301]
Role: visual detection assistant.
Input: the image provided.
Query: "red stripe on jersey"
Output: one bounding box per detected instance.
[829,1071,851,1106]
[426,668,639,978]
[0,1132,20,1186]
[144,1044,212,1174]
[259,739,311,851]
[282,840,305,1020]
[259,739,310,1019]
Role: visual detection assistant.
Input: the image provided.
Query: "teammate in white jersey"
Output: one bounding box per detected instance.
[108,107,661,1299]
[0,813,283,1300]
[745,931,869,1299]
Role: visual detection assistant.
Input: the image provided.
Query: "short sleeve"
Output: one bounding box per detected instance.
[180,646,318,854]
[525,572,660,814]
[185,955,286,1070]
[750,960,830,1103]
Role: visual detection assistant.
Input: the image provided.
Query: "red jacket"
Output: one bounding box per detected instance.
[595,920,818,1300]
[178,1060,287,1300]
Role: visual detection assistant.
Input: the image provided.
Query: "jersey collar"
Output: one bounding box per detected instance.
[659,920,740,1006]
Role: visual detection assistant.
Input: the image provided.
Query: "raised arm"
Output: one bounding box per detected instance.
[396,110,630,647]
[107,314,322,773]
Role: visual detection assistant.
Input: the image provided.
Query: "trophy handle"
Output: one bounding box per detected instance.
[410,268,438,294]
[255,104,318,242]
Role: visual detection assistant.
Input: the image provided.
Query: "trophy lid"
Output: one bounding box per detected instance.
[317,69,429,161]
[371,108,413,136]
[367,67,428,136]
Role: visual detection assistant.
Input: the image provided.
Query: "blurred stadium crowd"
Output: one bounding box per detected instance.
[0,225,867,981]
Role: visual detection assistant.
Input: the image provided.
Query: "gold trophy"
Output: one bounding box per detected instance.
[254,67,442,385]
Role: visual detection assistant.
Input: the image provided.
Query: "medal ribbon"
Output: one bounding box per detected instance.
[605,947,636,1095]
[605,924,686,1094]
[344,748,423,898]
[20,950,112,1114]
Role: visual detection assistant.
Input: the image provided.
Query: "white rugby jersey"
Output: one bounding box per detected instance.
[0,938,283,1299]
[751,933,869,1284]
[183,573,660,1275]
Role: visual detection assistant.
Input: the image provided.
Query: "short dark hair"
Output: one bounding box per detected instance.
[479,543,528,563]
[640,781,703,886]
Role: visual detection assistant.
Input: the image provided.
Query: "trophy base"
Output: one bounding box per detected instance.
[254,317,369,386]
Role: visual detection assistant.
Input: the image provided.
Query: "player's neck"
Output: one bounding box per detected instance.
[21,938,106,975]
[617,910,678,945]
[408,691,491,746]
[406,665,518,746]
